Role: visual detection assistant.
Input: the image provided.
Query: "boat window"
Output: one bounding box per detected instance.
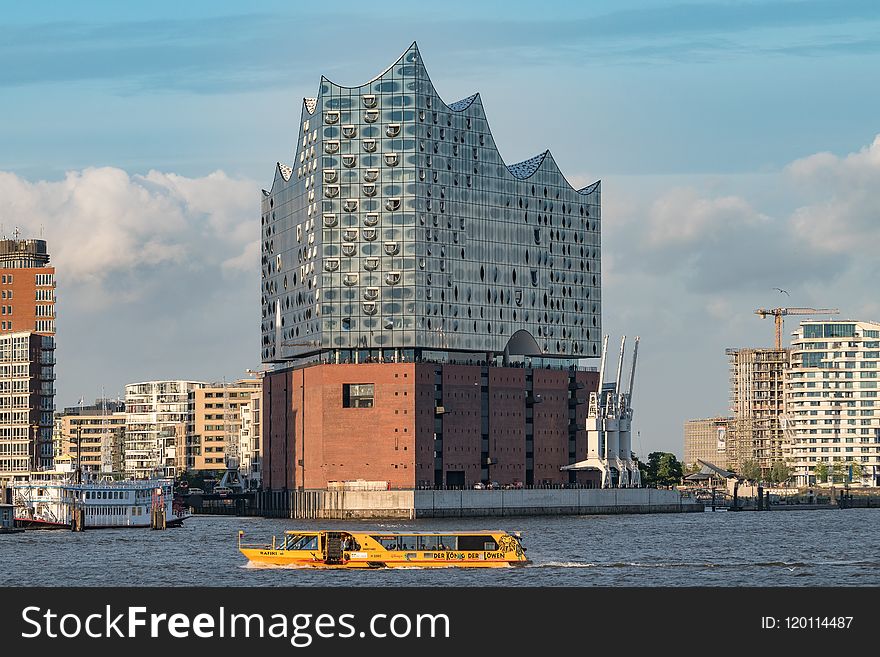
[372,536,401,550]
[438,535,458,550]
[398,536,418,551]
[286,534,319,551]
[418,535,440,551]
[457,535,497,551]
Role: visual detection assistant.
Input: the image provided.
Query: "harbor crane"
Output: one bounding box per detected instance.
[754,307,840,349]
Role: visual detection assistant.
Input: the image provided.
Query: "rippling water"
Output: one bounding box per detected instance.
[4,509,879,586]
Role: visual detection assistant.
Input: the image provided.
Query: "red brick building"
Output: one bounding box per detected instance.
[262,362,599,490]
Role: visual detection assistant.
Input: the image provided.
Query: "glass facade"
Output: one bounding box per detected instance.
[261,43,601,365]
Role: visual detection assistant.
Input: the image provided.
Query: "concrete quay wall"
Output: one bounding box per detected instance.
[294,488,702,519]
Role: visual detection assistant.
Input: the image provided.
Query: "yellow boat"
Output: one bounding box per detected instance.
[238,529,530,568]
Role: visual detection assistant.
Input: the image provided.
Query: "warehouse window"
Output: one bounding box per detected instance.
[343,383,374,408]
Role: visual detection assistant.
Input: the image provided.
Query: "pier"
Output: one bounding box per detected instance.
[187,487,703,519]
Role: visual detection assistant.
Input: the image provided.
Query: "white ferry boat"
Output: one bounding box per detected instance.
[11,463,188,529]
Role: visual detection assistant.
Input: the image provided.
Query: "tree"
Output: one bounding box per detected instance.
[683,462,702,476]
[638,451,683,487]
[656,453,684,487]
[768,461,791,485]
[831,462,846,484]
[740,459,762,483]
[814,462,829,484]
[849,461,863,482]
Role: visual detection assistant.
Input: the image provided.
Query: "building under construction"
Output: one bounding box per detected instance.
[726,347,788,474]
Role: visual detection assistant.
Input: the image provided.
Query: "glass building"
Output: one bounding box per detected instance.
[261,42,601,367]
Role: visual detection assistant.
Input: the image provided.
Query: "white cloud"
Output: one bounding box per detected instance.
[0,167,259,291]
[787,133,880,254]
[645,187,768,247]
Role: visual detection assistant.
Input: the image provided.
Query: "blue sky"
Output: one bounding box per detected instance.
[1,0,879,457]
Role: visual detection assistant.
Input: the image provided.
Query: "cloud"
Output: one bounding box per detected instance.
[597,133,880,455]
[0,166,259,295]
[786,134,880,254]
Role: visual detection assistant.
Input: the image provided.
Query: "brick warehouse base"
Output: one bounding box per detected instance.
[283,488,702,519]
[262,362,600,491]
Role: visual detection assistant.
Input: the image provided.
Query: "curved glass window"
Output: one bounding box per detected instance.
[364,257,379,271]
[343,273,359,286]
[364,169,380,183]
[342,125,357,139]
[324,259,340,272]
[324,111,339,124]
[364,213,379,227]
[342,244,357,257]
[364,110,379,123]
[323,213,338,227]
[385,271,401,285]
[362,94,377,108]
[385,124,401,137]
[342,155,357,168]
[385,198,401,211]
[384,242,400,256]
[324,141,340,154]
[343,199,359,212]
[384,153,400,167]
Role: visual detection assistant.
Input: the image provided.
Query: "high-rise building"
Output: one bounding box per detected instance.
[0,332,55,482]
[785,320,880,486]
[726,347,787,474]
[683,417,730,469]
[190,379,262,474]
[259,43,603,491]
[0,237,56,336]
[124,380,206,478]
[0,236,57,484]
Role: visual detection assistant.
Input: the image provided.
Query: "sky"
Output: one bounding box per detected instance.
[1,0,879,458]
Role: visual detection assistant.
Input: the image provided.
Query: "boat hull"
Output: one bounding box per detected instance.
[241,548,528,568]
[15,515,188,530]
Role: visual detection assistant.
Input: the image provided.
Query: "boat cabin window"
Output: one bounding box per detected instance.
[417,535,440,550]
[373,536,402,550]
[285,534,319,551]
[437,536,458,550]
[398,536,418,551]
[457,535,497,551]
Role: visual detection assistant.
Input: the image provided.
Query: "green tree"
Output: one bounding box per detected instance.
[849,461,863,482]
[740,459,762,482]
[814,462,829,484]
[656,453,684,486]
[831,462,846,484]
[683,462,702,476]
[768,461,791,485]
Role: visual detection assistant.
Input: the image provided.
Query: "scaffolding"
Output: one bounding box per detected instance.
[726,348,788,474]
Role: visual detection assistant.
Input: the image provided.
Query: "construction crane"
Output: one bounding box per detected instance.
[754,307,840,349]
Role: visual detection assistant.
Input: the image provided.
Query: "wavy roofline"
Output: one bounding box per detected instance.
[320,41,419,91]
[265,41,601,199]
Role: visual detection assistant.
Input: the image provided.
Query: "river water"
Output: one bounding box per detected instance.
[4,509,879,587]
